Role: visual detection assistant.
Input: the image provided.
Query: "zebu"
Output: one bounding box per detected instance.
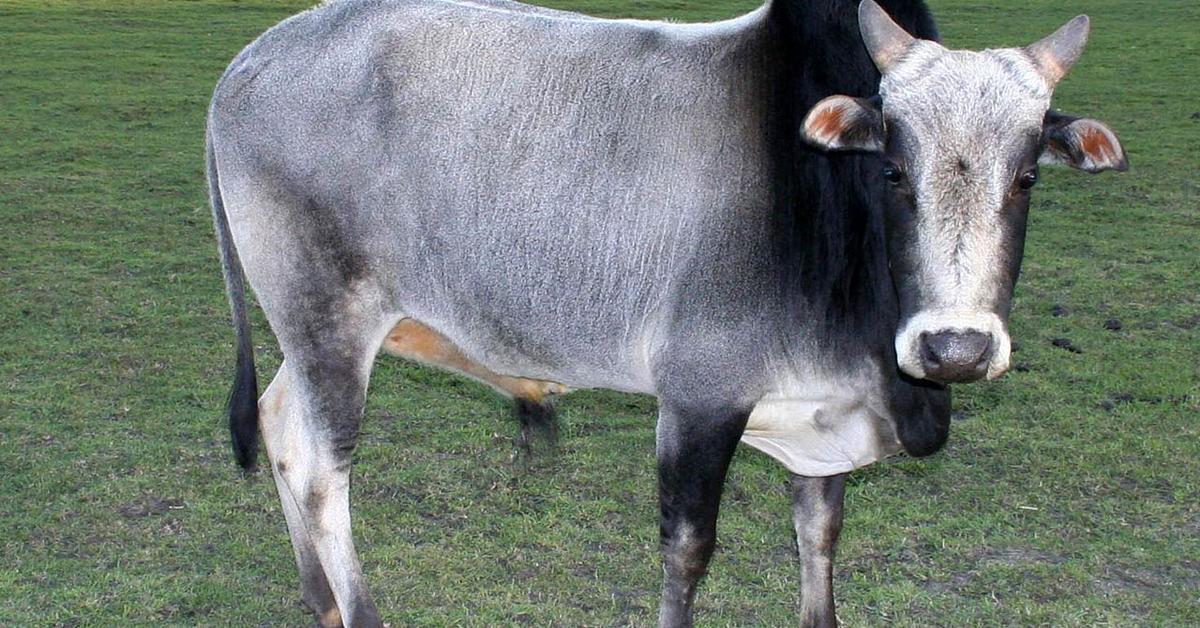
[206,0,1127,625]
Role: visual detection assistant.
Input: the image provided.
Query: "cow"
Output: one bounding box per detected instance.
[206,0,1127,625]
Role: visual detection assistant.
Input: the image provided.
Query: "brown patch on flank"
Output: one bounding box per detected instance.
[274,459,288,475]
[383,319,445,362]
[382,318,567,401]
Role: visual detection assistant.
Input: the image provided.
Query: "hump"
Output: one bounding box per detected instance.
[776,0,938,100]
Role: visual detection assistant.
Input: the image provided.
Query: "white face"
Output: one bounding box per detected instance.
[800,3,1127,385]
[882,42,1051,382]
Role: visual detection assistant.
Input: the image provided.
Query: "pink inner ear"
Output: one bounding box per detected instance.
[1080,125,1118,163]
[808,105,847,141]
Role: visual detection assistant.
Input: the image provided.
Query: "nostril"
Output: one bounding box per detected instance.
[961,331,993,367]
[919,332,943,368]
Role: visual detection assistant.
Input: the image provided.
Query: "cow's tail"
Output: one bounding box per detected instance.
[207,122,260,471]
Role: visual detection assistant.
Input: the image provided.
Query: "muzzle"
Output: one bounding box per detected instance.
[895,311,1012,383]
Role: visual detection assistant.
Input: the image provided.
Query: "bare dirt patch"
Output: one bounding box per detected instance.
[922,546,1068,595]
[116,495,184,518]
[1092,566,1162,596]
[975,547,1067,567]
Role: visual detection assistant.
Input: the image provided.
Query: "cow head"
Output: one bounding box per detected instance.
[802,0,1127,384]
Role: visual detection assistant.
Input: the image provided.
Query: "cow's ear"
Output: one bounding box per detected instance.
[1040,110,1128,172]
[801,95,884,152]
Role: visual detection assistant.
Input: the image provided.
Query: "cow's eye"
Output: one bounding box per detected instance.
[882,163,905,185]
[1018,168,1038,190]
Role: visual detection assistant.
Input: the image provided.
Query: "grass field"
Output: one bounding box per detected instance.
[1,0,1197,625]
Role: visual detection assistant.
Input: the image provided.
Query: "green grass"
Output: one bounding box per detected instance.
[0,0,1196,625]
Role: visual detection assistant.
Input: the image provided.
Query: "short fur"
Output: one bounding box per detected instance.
[207,0,1125,625]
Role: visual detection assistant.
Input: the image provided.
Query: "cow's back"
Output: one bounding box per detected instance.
[209,0,775,392]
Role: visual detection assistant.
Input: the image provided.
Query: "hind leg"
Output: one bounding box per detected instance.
[260,316,390,627]
[215,152,397,624]
[260,365,342,626]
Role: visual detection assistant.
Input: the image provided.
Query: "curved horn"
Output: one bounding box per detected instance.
[1024,15,1090,87]
[859,0,916,73]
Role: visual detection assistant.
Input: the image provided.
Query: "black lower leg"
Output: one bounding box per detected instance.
[514,397,558,458]
[656,404,748,628]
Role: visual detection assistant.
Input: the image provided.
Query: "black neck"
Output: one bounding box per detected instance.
[763,0,937,351]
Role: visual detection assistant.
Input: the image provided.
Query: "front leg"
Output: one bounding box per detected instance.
[656,402,749,628]
[791,473,847,628]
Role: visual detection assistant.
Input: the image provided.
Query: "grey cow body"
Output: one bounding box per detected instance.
[208,0,1126,625]
[211,0,923,463]
[214,0,758,389]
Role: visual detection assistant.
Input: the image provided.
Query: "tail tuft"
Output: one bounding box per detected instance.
[209,121,260,471]
[229,348,260,471]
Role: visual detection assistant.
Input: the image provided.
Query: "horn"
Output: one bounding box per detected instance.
[1024,15,1090,86]
[859,0,916,73]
